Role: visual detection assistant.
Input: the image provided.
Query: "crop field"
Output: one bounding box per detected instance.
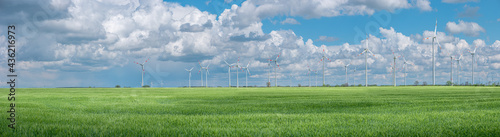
[1,87,500,136]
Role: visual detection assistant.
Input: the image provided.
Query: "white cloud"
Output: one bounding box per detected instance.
[442,0,479,3]
[415,0,432,11]
[281,18,300,25]
[219,0,430,29]
[458,5,480,18]
[316,36,338,42]
[445,20,485,37]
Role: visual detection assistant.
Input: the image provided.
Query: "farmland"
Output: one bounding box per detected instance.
[1,87,500,136]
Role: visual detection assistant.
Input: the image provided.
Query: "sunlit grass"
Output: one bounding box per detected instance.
[1,87,499,136]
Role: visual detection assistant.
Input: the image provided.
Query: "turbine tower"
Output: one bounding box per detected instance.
[198,61,204,87]
[353,67,357,86]
[240,62,251,87]
[455,54,463,85]
[339,60,351,85]
[234,57,241,88]
[314,70,318,87]
[134,58,149,87]
[320,49,330,86]
[273,54,280,87]
[308,65,312,87]
[423,20,441,85]
[185,67,194,88]
[468,46,477,85]
[402,57,413,86]
[203,64,209,88]
[358,35,376,87]
[223,59,234,87]
[448,54,454,86]
[391,50,401,87]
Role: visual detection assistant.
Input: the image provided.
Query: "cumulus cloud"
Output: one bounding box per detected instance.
[445,20,485,37]
[458,5,480,18]
[219,0,431,29]
[442,0,479,3]
[281,18,300,25]
[316,36,339,42]
[415,0,432,11]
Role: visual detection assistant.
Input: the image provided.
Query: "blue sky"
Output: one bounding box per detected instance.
[1,0,499,88]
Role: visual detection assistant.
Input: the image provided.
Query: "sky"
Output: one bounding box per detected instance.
[0,0,499,88]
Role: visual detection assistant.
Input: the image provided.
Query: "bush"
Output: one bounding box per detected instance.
[445,81,452,86]
[115,85,121,88]
[142,85,150,88]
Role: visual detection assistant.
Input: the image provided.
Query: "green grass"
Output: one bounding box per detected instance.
[1,87,500,136]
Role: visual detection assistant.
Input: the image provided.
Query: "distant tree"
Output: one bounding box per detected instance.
[422,81,428,86]
[298,84,301,87]
[465,81,469,86]
[115,85,121,88]
[445,81,452,86]
[414,81,419,86]
[358,84,362,87]
[142,85,150,88]
[326,84,331,87]
[266,82,271,87]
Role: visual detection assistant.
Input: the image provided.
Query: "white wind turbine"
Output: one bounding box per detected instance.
[391,50,401,87]
[402,57,414,86]
[223,58,234,88]
[320,49,331,86]
[198,61,204,87]
[134,58,149,87]
[233,57,241,88]
[353,67,357,86]
[468,46,477,85]
[339,60,351,85]
[446,52,455,86]
[185,67,194,88]
[423,20,441,86]
[307,65,312,87]
[358,35,376,87]
[199,61,209,88]
[240,62,251,87]
[314,70,318,87]
[270,53,281,87]
[455,54,463,85]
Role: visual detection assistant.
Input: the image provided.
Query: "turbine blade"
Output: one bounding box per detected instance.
[434,19,438,36]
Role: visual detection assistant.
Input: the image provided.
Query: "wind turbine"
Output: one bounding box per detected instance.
[270,53,281,87]
[240,62,251,87]
[402,57,414,86]
[199,61,209,87]
[308,65,312,87]
[455,54,463,85]
[423,20,441,86]
[223,58,233,88]
[339,60,351,85]
[134,58,149,87]
[468,46,477,85]
[185,67,193,88]
[234,57,241,88]
[314,70,318,87]
[358,35,376,87]
[353,67,357,86]
[447,53,454,86]
[320,49,331,86]
[198,61,204,87]
[267,54,279,87]
[391,50,401,87]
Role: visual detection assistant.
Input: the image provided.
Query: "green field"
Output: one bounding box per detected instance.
[1,87,500,136]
